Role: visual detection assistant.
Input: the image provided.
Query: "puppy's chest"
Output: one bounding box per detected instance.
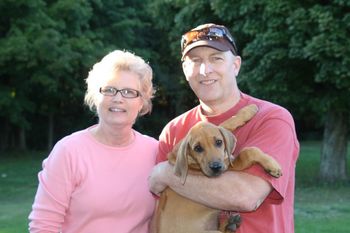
[158,188,219,231]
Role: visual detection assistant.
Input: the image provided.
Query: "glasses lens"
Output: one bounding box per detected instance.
[120,88,140,98]
[100,87,116,96]
[100,87,141,98]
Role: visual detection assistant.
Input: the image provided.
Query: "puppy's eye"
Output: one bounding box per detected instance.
[194,145,204,153]
[215,139,223,147]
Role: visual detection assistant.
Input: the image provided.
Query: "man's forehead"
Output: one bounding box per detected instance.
[186,46,227,57]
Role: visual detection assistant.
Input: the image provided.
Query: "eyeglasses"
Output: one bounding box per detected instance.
[181,26,238,55]
[99,86,141,98]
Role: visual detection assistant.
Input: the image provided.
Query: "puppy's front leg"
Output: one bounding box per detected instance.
[220,104,258,131]
[230,147,282,178]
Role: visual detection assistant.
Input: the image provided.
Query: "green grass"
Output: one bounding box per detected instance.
[295,186,350,233]
[0,151,46,233]
[0,142,349,233]
[294,141,350,233]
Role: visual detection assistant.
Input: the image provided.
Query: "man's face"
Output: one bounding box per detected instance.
[182,47,241,110]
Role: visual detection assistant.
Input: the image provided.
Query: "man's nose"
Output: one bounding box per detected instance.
[199,61,213,76]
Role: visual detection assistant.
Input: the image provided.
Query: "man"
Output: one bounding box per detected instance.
[149,23,299,233]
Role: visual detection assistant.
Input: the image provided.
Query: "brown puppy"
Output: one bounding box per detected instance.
[153,104,282,233]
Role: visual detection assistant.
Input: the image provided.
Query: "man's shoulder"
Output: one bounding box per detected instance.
[165,105,200,128]
[244,94,293,120]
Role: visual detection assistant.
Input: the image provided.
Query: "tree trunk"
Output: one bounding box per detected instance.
[47,112,54,151]
[19,127,27,150]
[0,120,10,151]
[320,109,348,182]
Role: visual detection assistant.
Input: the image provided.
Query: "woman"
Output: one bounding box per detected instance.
[29,50,158,233]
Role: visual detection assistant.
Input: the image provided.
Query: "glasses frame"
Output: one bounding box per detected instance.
[181,26,238,55]
[99,86,142,99]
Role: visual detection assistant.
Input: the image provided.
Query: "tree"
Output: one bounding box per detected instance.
[0,0,46,150]
[146,0,350,182]
[286,1,350,182]
[212,0,350,182]
[0,0,157,151]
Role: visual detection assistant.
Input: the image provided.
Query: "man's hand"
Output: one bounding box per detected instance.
[148,161,173,196]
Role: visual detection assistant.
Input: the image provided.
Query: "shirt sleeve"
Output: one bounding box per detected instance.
[28,140,77,232]
[156,122,176,163]
[240,107,299,204]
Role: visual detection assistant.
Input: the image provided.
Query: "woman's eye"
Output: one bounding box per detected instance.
[106,88,114,93]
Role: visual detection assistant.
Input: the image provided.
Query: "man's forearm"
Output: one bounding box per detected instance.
[168,171,271,211]
[149,162,273,212]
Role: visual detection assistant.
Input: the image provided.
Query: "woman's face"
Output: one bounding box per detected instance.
[96,70,143,129]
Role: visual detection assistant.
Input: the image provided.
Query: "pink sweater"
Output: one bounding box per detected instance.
[29,126,158,233]
[157,93,299,233]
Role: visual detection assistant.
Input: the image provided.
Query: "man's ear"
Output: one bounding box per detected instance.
[182,59,191,82]
[233,55,241,76]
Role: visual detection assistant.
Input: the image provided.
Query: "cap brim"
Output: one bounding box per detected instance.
[181,40,231,59]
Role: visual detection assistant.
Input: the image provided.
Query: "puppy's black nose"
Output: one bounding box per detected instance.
[209,161,223,173]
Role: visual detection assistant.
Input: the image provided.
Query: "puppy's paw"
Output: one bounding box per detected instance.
[264,160,282,178]
[219,211,241,233]
[225,213,241,233]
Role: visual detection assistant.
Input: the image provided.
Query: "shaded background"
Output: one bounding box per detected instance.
[0,0,349,183]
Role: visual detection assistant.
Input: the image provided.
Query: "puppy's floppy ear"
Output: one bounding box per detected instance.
[172,136,191,184]
[218,127,237,166]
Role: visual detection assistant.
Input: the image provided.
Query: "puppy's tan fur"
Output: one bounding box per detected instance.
[152,104,282,233]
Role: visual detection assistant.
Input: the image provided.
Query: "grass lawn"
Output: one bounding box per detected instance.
[295,186,350,233]
[0,141,349,232]
[0,151,45,233]
[294,141,350,233]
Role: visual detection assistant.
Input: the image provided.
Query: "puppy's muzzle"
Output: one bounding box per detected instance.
[208,161,224,175]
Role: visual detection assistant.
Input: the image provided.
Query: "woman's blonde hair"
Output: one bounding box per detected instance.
[84,50,155,116]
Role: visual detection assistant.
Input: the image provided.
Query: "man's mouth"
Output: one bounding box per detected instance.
[200,79,216,85]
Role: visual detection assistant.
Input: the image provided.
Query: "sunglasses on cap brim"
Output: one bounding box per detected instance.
[181,26,238,55]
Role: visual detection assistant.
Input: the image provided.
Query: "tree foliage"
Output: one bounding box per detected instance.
[0,0,157,150]
[147,0,350,182]
[0,0,348,182]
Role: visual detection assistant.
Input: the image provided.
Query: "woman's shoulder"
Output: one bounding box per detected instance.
[54,128,91,149]
[134,131,158,145]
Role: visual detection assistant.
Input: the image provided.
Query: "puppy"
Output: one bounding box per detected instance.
[153,104,282,233]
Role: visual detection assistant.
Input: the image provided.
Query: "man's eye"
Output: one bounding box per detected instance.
[212,56,223,61]
[190,58,201,64]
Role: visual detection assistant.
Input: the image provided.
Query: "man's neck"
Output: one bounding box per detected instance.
[200,92,241,116]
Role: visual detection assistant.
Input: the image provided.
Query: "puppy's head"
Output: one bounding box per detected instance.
[169,122,237,184]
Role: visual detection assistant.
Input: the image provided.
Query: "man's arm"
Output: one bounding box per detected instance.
[148,161,272,212]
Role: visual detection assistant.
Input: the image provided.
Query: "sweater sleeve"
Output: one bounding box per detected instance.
[28,140,77,232]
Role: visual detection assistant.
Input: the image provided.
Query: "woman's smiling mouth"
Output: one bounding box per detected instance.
[109,107,126,112]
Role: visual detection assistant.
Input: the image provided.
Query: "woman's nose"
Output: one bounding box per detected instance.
[112,91,123,101]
